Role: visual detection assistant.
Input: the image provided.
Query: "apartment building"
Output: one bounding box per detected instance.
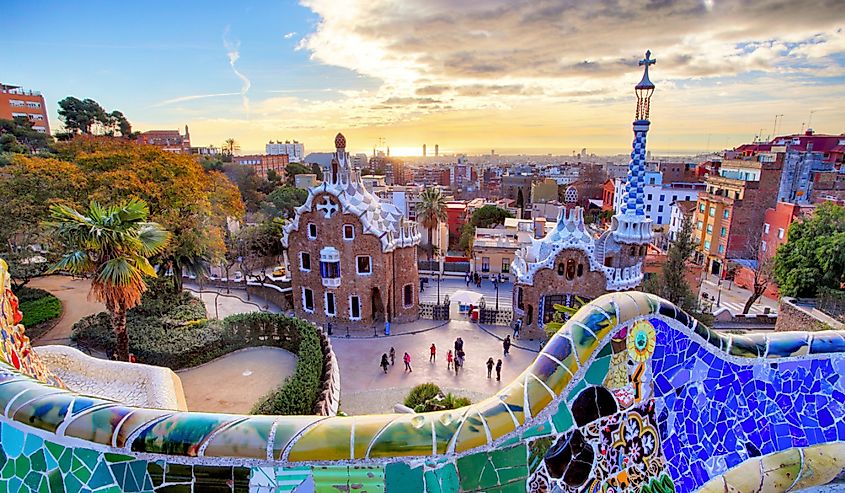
[137,126,191,153]
[233,154,289,178]
[0,83,50,133]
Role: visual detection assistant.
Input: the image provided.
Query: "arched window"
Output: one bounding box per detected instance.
[577,263,584,277]
[557,263,565,276]
[630,246,637,256]
[566,259,576,280]
[527,305,534,325]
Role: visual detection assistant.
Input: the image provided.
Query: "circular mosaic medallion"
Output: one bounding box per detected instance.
[627,320,656,362]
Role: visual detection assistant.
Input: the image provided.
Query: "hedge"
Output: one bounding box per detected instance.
[20,295,62,330]
[14,287,52,303]
[72,294,326,415]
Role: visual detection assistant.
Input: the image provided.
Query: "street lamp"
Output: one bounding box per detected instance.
[494,275,500,311]
[435,273,441,305]
[716,279,722,307]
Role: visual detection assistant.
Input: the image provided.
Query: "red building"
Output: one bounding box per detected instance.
[601,179,615,213]
[445,201,468,246]
[137,126,191,153]
[233,154,289,178]
[0,83,50,134]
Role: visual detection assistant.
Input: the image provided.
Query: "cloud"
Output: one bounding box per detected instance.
[223,26,251,112]
[152,92,241,107]
[284,31,297,39]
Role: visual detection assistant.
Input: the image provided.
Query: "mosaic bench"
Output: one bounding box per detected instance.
[0,258,843,492]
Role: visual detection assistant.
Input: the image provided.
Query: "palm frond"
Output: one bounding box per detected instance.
[136,223,171,256]
[47,251,94,275]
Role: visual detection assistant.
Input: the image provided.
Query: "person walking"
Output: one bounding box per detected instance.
[430,343,437,363]
[486,357,495,378]
[380,354,390,374]
[455,352,463,376]
[447,350,454,370]
[513,318,522,339]
[403,352,412,372]
[465,272,471,287]
[389,347,396,366]
[496,359,502,381]
[456,337,464,352]
[503,335,511,356]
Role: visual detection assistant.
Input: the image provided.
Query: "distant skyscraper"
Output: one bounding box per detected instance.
[435,144,439,157]
[266,140,305,163]
[423,144,427,157]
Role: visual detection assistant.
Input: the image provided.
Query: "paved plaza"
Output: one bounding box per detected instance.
[419,276,513,310]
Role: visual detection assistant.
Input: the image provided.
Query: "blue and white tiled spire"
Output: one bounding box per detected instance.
[612,50,656,244]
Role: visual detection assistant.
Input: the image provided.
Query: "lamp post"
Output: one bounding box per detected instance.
[494,274,500,311]
[436,273,441,305]
[716,279,722,307]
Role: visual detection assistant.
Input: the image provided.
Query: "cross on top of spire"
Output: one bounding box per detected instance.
[636,50,656,90]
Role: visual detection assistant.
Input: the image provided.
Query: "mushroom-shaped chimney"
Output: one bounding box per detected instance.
[635,50,656,121]
[335,132,346,150]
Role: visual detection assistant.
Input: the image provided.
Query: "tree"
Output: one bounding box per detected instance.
[643,214,698,312]
[736,225,775,314]
[458,205,514,255]
[284,162,323,185]
[0,117,51,154]
[774,202,845,297]
[46,199,170,361]
[222,138,240,155]
[262,185,308,218]
[416,188,447,264]
[224,164,271,213]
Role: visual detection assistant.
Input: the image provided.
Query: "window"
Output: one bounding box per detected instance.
[657,216,663,225]
[658,205,664,213]
[325,292,336,316]
[517,287,524,310]
[672,195,677,202]
[659,194,665,201]
[343,224,354,240]
[697,221,703,230]
[723,210,730,219]
[646,205,651,212]
[300,252,311,271]
[8,100,24,107]
[558,262,565,276]
[761,241,767,252]
[26,101,41,109]
[502,258,510,273]
[647,193,653,201]
[706,224,713,234]
[704,240,711,250]
[349,295,361,320]
[481,257,490,272]
[720,227,727,237]
[709,207,716,217]
[320,260,340,278]
[718,244,724,254]
[303,288,314,312]
[763,223,770,234]
[565,259,576,280]
[403,284,413,307]
[699,203,705,212]
[356,256,372,275]
[577,263,584,277]
[307,223,317,239]
[604,256,613,267]
[777,228,784,239]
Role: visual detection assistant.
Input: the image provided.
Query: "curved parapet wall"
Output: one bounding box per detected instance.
[0,269,843,490]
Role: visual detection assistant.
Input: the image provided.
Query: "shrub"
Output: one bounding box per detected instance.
[405,383,442,409]
[13,287,51,303]
[20,295,61,329]
[404,383,471,413]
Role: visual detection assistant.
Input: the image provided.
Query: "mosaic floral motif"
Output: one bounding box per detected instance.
[0,252,844,493]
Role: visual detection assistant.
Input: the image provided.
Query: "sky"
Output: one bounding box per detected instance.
[3,0,845,156]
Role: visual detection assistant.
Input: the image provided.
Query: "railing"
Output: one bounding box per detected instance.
[818,287,845,322]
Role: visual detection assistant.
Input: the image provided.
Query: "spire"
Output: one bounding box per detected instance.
[611,50,656,245]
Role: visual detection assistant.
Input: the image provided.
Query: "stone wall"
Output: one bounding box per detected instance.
[313,329,340,416]
[246,282,293,311]
[776,297,845,332]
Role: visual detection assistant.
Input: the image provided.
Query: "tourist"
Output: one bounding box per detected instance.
[380,354,390,373]
[430,343,437,362]
[455,337,464,353]
[486,357,495,378]
[447,349,454,370]
[503,335,511,356]
[384,320,390,336]
[403,352,412,372]
[513,318,522,339]
[455,352,463,375]
[129,353,138,363]
[389,347,396,366]
[496,359,502,381]
[420,278,425,292]
[465,272,471,287]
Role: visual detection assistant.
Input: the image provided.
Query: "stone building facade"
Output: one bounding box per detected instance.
[511,52,658,339]
[283,134,421,328]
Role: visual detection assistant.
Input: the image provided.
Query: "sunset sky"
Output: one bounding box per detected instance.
[3,0,845,155]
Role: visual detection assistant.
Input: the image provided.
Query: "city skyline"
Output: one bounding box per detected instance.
[3,0,845,155]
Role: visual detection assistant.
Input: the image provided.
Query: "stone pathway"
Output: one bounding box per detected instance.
[176,347,297,414]
[28,276,105,346]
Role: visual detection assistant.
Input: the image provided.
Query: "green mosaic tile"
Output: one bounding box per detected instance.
[58,450,72,473]
[31,449,47,472]
[312,465,349,493]
[88,460,115,490]
[23,469,43,490]
[48,469,64,493]
[520,420,553,440]
[584,355,610,385]
[385,462,423,493]
[15,454,30,476]
[551,404,574,434]
[566,380,586,402]
[104,453,134,464]
[2,423,25,458]
[423,463,459,493]
[456,444,527,491]
[64,472,83,493]
[349,466,384,493]
[73,449,100,469]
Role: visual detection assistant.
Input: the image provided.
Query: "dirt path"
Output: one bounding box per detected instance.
[176,347,297,413]
[27,276,105,346]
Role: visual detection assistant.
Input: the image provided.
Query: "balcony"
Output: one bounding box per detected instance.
[322,277,341,288]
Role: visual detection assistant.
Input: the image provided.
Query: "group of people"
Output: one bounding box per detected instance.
[378,336,508,381]
[465,271,505,288]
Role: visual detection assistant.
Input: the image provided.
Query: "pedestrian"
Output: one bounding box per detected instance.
[129,353,138,363]
[456,337,464,352]
[447,349,454,370]
[465,272,471,287]
[384,320,391,336]
[430,343,437,363]
[486,357,494,378]
[420,278,425,292]
[403,352,412,372]
[380,353,390,373]
[513,318,522,339]
[389,347,395,366]
[503,335,511,356]
[496,359,502,381]
[455,353,463,375]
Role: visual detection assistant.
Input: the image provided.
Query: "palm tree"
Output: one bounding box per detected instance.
[223,138,240,155]
[416,188,447,268]
[46,199,170,361]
